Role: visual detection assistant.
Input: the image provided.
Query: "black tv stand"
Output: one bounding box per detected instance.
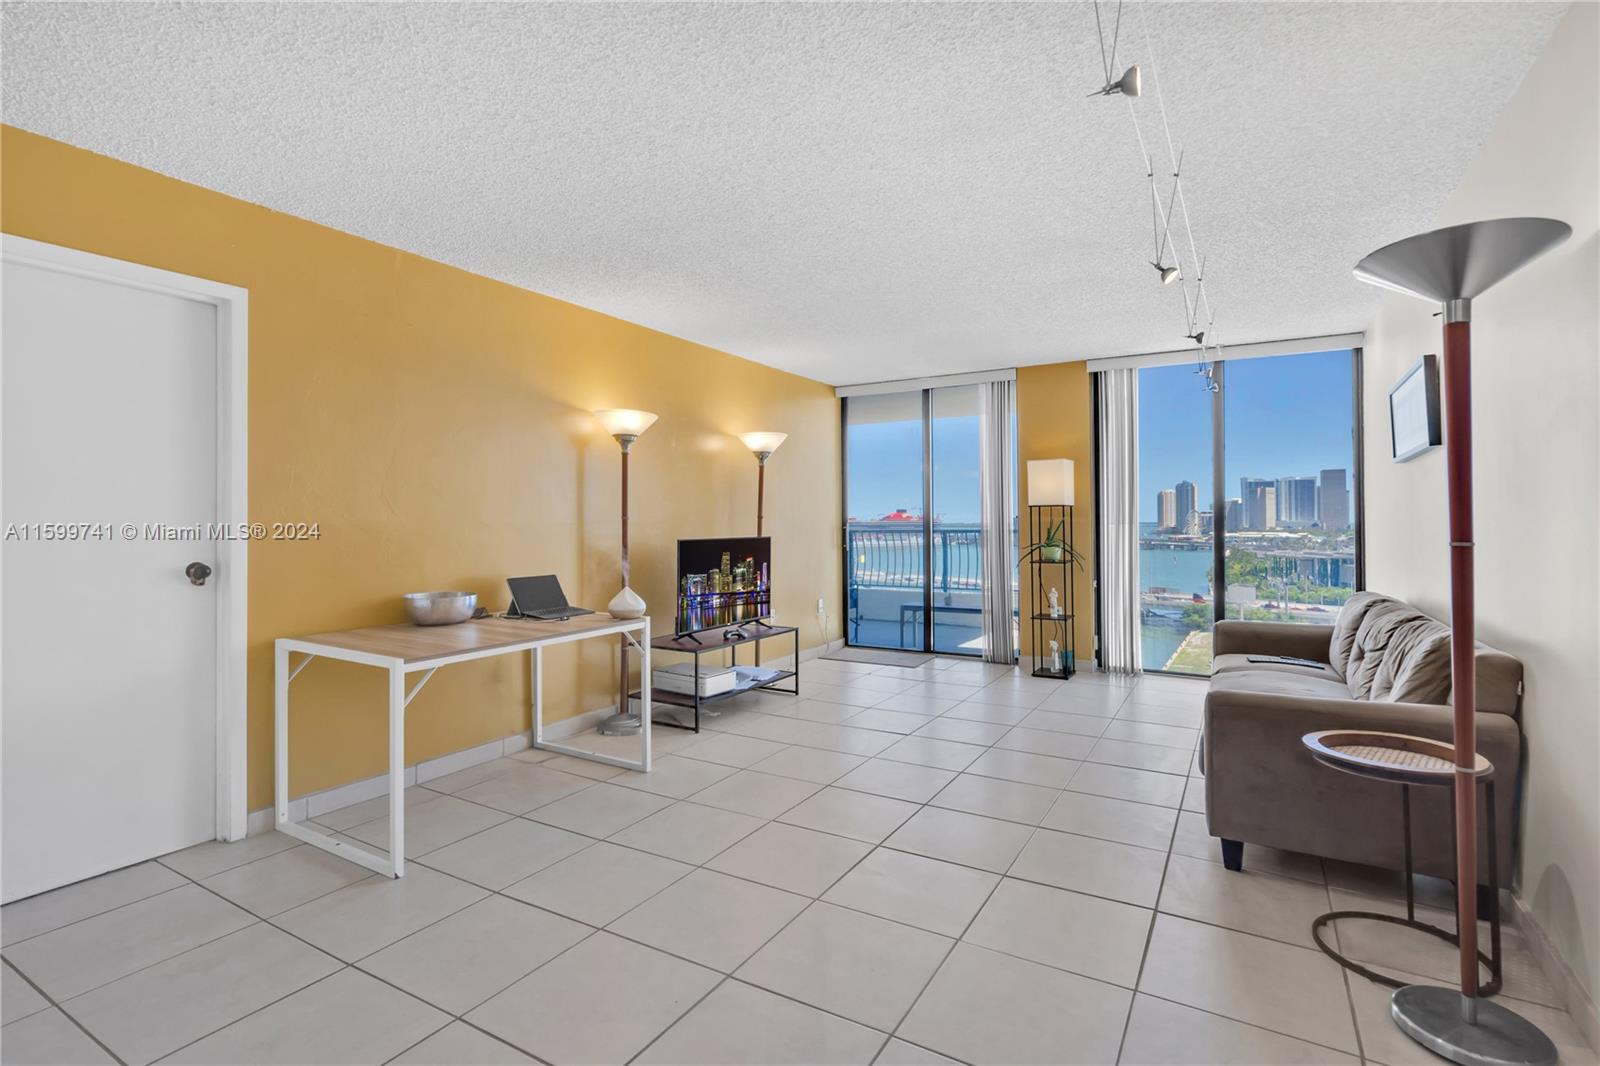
[632,622,800,732]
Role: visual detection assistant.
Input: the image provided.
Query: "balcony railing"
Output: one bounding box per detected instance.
[845,521,1021,652]
[845,521,991,593]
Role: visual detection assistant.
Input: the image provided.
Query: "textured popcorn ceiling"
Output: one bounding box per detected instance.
[0,2,1564,385]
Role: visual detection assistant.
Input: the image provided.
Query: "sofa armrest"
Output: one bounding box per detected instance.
[1212,620,1333,661]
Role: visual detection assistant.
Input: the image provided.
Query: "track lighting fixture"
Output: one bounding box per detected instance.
[1092,65,1142,98]
[1092,0,1223,395]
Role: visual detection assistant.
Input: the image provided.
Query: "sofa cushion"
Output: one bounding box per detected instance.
[1329,591,1386,681]
[1344,598,1452,704]
[1209,668,1353,703]
[1376,626,1454,705]
[1212,653,1341,683]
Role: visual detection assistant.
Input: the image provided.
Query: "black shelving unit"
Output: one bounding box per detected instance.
[632,622,800,732]
[1027,504,1075,680]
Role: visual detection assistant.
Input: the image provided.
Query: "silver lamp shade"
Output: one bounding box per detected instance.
[1355,217,1571,318]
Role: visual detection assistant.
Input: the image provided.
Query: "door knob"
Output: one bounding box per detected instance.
[185,562,213,587]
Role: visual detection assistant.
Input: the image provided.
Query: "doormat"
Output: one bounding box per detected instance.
[822,647,934,667]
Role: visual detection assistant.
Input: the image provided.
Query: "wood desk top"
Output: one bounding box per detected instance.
[282,613,643,665]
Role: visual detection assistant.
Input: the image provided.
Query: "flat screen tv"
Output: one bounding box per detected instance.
[676,536,771,635]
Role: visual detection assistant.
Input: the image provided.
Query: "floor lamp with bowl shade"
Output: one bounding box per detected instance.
[739,432,786,665]
[739,432,787,537]
[1353,217,1569,1066]
[593,408,656,737]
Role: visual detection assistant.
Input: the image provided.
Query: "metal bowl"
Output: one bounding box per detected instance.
[403,590,477,626]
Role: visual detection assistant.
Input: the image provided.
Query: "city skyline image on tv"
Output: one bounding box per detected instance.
[676,536,771,635]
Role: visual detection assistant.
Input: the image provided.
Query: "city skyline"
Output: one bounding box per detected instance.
[1138,348,1357,509]
[1147,466,1351,532]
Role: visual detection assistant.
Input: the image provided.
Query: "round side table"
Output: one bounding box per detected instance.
[1300,729,1502,996]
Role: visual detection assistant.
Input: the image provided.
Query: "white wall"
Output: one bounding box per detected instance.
[1362,1,1598,1027]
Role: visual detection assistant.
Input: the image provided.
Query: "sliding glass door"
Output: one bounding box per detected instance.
[843,392,926,651]
[1136,348,1361,674]
[843,385,1010,656]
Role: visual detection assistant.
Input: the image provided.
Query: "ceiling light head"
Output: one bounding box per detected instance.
[594,408,658,448]
[1092,64,1142,98]
[1187,330,1205,346]
[1153,262,1179,285]
[739,431,788,463]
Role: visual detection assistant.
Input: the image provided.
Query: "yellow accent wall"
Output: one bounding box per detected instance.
[1015,362,1095,666]
[1,125,842,811]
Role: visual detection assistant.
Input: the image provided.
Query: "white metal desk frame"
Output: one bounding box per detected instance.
[275,616,651,878]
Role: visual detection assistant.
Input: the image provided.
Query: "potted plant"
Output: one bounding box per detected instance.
[1021,520,1085,568]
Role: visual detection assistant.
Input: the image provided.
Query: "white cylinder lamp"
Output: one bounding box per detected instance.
[1027,459,1075,507]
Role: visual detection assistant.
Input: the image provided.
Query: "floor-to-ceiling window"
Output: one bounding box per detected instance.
[1137,348,1361,674]
[844,385,1012,656]
[1138,364,1217,673]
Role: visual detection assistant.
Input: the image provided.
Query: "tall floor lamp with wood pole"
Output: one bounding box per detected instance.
[594,408,657,737]
[1354,217,1569,1066]
[740,432,786,665]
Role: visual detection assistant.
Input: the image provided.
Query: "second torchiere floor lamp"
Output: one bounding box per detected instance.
[740,432,785,664]
[594,408,656,737]
[739,432,787,537]
[1354,217,1569,1066]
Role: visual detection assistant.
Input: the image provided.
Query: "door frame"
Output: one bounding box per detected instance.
[2,234,249,842]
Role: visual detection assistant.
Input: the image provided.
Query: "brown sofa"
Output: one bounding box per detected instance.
[1201,591,1523,890]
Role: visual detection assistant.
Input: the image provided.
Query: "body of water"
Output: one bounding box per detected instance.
[1140,539,1210,671]
[1141,547,1212,598]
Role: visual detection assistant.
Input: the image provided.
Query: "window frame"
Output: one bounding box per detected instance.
[1096,346,1366,676]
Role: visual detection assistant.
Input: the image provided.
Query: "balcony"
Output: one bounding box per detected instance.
[846,521,1015,655]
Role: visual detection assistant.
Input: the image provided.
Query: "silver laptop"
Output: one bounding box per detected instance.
[506,575,594,621]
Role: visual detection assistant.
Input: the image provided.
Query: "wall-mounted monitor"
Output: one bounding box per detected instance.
[1390,354,1442,462]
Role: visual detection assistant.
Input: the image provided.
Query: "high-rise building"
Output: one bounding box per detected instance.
[1156,489,1177,531]
[1319,469,1350,530]
[1276,476,1319,527]
[1244,483,1277,530]
[1240,478,1275,529]
[1225,498,1244,531]
[1174,480,1198,531]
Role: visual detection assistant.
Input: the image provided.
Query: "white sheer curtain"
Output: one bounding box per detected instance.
[978,380,1017,664]
[1097,368,1143,673]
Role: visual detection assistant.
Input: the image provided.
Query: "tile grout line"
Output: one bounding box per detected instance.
[1113,752,1182,1066]
[1,955,130,1066]
[0,879,194,952]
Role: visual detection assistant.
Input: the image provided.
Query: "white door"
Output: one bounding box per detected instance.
[2,258,220,902]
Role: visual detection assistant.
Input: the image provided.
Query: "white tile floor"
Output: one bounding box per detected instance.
[2,657,1594,1066]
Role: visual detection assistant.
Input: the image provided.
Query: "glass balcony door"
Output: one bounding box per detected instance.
[844,391,929,652]
[844,385,1005,657]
